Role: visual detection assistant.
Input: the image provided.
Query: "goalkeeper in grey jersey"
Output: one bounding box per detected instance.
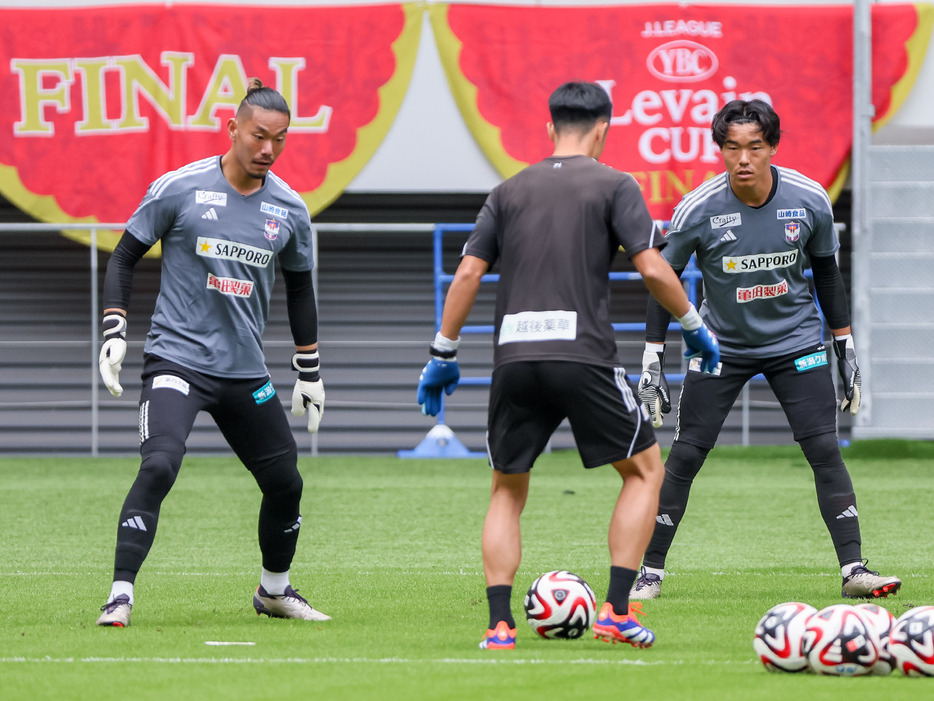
[95,79,328,627]
[632,99,901,601]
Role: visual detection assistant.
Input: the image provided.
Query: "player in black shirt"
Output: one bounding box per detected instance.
[416,81,719,650]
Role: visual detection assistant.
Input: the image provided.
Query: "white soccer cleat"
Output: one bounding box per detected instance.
[96,594,132,627]
[629,566,662,600]
[842,563,901,599]
[253,585,331,621]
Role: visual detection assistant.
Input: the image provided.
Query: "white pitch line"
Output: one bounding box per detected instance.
[204,642,256,646]
[0,656,756,667]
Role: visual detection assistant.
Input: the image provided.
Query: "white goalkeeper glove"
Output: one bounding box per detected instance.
[638,344,671,428]
[833,335,862,415]
[291,350,325,433]
[99,312,127,397]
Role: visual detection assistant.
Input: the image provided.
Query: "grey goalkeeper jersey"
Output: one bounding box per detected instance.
[126,156,315,378]
[664,166,839,357]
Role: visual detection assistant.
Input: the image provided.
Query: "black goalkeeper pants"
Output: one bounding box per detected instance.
[110,355,303,583]
[643,344,862,570]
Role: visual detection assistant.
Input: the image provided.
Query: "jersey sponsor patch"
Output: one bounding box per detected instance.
[498,310,577,345]
[253,381,276,404]
[710,212,741,229]
[722,250,798,273]
[736,279,789,303]
[152,375,191,395]
[195,190,227,207]
[260,201,289,219]
[776,208,807,220]
[688,357,722,375]
[794,350,828,372]
[206,273,254,298]
[196,236,273,268]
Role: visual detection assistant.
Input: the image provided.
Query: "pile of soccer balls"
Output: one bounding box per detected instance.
[754,601,934,676]
[523,570,597,639]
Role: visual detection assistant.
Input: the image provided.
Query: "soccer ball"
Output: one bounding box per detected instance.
[889,605,934,677]
[855,603,896,676]
[523,570,596,639]
[753,602,817,673]
[804,604,879,676]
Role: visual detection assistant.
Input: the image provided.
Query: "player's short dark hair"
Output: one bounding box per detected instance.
[237,77,290,119]
[711,99,781,148]
[549,81,613,133]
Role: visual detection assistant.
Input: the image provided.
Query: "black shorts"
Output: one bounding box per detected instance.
[138,355,297,468]
[487,361,657,473]
[675,343,838,450]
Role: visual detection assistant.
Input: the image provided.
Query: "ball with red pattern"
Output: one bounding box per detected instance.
[804,604,879,676]
[523,570,596,639]
[889,605,934,677]
[753,602,818,673]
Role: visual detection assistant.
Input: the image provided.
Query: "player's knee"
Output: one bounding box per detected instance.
[665,441,709,484]
[252,445,303,500]
[138,437,184,497]
[799,432,843,472]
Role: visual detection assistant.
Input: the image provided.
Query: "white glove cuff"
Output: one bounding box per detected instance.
[678,304,703,331]
[432,332,460,353]
[644,342,665,355]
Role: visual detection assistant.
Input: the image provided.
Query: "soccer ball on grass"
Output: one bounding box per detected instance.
[523,570,596,639]
[889,605,934,677]
[753,601,817,673]
[804,604,879,676]
[854,603,896,676]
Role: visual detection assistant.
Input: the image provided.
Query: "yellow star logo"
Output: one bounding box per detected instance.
[200,241,211,253]
[726,259,736,270]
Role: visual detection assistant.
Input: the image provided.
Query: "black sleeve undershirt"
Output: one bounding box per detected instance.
[810,254,850,330]
[645,267,682,343]
[282,268,318,347]
[102,231,151,311]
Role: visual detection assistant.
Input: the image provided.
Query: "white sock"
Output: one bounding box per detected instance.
[261,569,290,596]
[643,566,665,581]
[841,561,862,578]
[109,580,134,606]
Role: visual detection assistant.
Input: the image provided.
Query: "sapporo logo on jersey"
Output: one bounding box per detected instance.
[196,236,272,267]
[722,250,798,273]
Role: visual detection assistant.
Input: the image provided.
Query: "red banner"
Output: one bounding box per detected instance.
[0,3,422,247]
[432,3,933,220]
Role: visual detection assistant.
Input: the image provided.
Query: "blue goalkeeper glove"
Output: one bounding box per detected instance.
[417,333,460,417]
[679,305,720,374]
[833,335,861,415]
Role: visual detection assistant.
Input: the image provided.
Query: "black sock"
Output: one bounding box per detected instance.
[607,566,638,616]
[486,585,514,628]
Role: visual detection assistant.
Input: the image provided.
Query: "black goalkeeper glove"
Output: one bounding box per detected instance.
[832,335,862,415]
[638,346,671,428]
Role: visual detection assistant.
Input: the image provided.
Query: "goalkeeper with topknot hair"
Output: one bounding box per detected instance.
[95,78,328,627]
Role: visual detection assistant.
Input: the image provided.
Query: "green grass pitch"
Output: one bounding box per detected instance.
[1,440,932,700]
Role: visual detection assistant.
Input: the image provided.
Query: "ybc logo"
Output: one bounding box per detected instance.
[647,41,719,83]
